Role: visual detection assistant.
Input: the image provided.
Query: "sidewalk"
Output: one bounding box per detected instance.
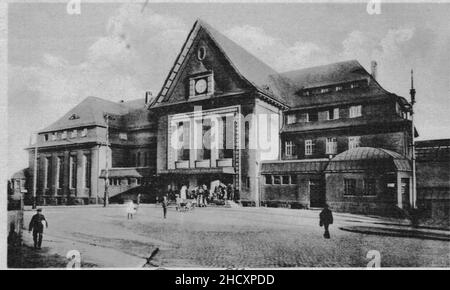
[339,225,450,241]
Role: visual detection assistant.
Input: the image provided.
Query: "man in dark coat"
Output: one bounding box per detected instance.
[319,204,333,239]
[28,209,48,249]
[162,195,168,219]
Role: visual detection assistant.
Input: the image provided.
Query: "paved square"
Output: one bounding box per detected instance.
[21,205,450,268]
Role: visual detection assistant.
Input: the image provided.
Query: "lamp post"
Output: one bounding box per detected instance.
[32,138,38,209]
[104,113,110,207]
[410,70,417,209]
[103,113,115,207]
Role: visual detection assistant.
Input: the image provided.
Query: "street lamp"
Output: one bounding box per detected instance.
[103,113,114,207]
[410,69,417,209]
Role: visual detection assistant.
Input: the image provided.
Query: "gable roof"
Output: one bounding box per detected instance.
[151,19,287,107]
[39,96,143,133]
[273,60,397,108]
[279,60,368,90]
[151,19,406,111]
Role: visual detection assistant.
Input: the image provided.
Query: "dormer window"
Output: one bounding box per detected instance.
[189,72,214,98]
[350,82,360,89]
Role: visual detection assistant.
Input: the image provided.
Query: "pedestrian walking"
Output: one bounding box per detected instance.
[319,204,333,239]
[127,200,136,219]
[137,193,141,205]
[162,195,168,219]
[28,208,48,249]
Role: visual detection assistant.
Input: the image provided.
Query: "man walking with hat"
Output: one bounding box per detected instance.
[29,208,48,249]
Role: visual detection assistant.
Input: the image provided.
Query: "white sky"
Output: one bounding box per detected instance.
[7,2,450,176]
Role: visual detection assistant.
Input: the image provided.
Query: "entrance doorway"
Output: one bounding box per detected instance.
[309,179,325,208]
[401,178,410,209]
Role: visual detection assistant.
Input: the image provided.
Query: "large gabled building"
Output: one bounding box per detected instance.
[24,19,421,215]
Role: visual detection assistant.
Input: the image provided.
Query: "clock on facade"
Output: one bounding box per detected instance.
[195,78,208,94]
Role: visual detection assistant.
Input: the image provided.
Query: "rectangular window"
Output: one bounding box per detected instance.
[57,157,64,189]
[285,140,296,157]
[326,137,338,154]
[119,132,127,140]
[202,119,211,160]
[71,130,77,138]
[45,157,51,189]
[81,128,87,137]
[326,108,339,120]
[282,176,290,185]
[265,175,272,185]
[335,86,343,92]
[333,108,340,119]
[61,131,67,139]
[220,116,233,159]
[286,114,296,125]
[70,155,77,189]
[291,175,297,185]
[137,152,141,167]
[298,113,308,123]
[143,152,148,167]
[348,136,361,150]
[44,134,49,142]
[364,179,376,196]
[51,133,57,141]
[344,179,357,196]
[305,140,315,155]
[308,112,318,122]
[320,88,330,94]
[84,154,91,189]
[273,176,281,185]
[349,105,362,118]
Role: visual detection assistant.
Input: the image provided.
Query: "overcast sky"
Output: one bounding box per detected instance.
[7,2,450,176]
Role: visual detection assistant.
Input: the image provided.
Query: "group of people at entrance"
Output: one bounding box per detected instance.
[173,183,236,210]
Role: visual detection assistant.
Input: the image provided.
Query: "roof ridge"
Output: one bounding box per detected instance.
[278,59,360,75]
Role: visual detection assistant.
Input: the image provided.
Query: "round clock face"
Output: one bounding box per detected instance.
[195,78,207,94]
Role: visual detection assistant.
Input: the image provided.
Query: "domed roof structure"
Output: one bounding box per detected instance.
[325,147,411,172]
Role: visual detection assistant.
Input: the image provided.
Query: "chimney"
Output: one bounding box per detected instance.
[370,60,378,81]
[145,91,153,105]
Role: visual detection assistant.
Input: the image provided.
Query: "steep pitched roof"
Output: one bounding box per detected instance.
[151,20,405,111]
[152,19,286,107]
[39,96,143,133]
[279,60,368,90]
[198,20,281,95]
[272,60,396,108]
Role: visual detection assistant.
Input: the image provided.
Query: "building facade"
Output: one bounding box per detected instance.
[22,19,431,215]
[26,96,157,205]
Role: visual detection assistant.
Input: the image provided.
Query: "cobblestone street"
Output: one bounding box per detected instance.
[19,205,450,268]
